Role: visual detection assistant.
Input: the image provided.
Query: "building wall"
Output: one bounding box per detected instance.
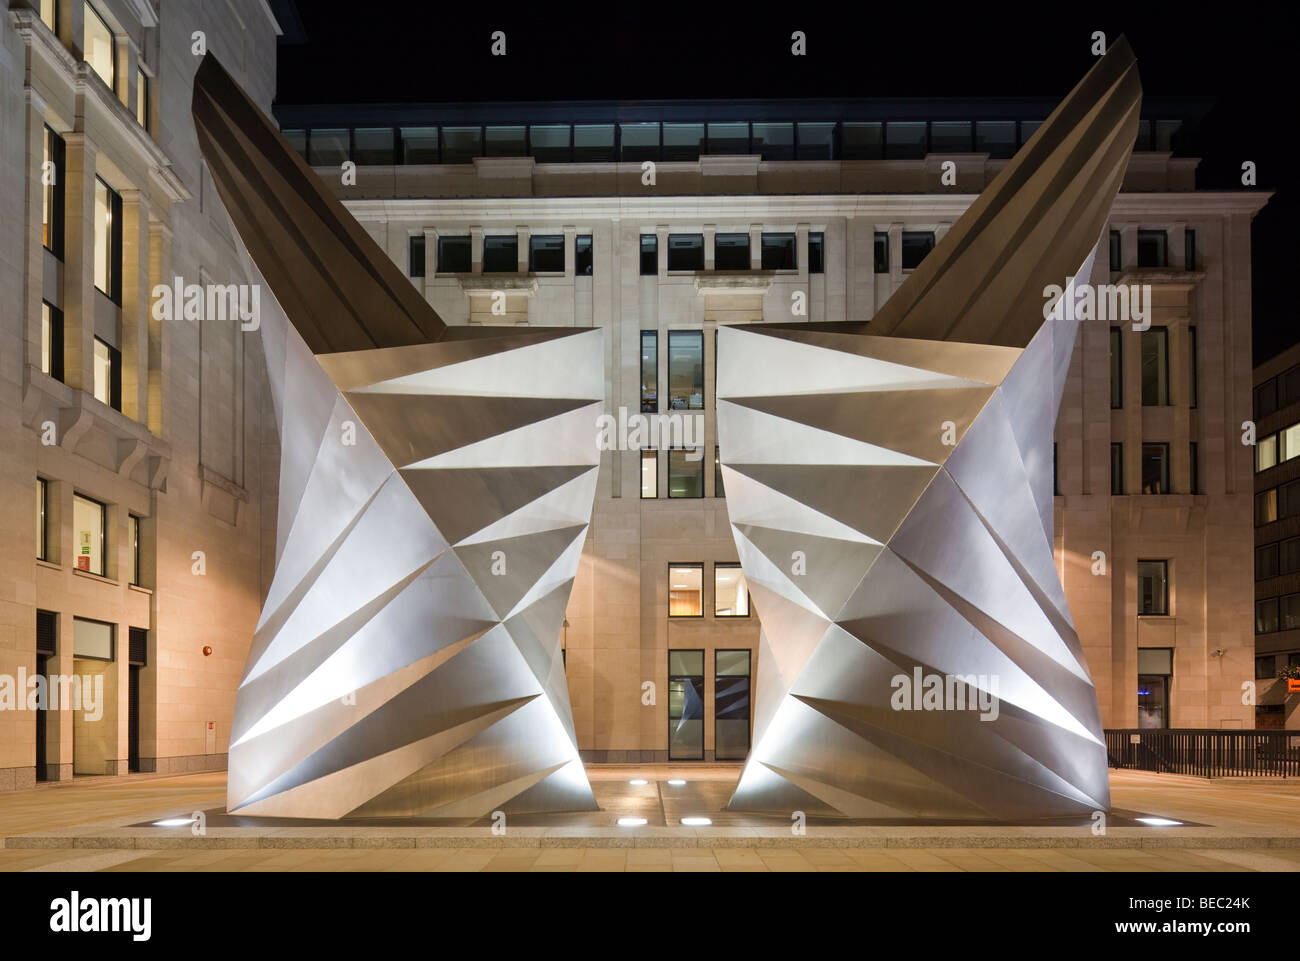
[0,0,280,789]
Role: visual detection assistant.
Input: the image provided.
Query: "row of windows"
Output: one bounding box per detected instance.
[640,449,724,500]
[1256,536,1300,580]
[665,649,751,760]
[38,301,120,409]
[1108,326,1197,409]
[1255,364,1300,420]
[1110,442,1200,495]
[1255,422,1300,472]
[1255,478,1300,526]
[1255,652,1300,677]
[283,118,1183,167]
[665,564,750,617]
[1255,594,1300,634]
[1108,229,1197,272]
[39,2,150,133]
[36,480,141,587]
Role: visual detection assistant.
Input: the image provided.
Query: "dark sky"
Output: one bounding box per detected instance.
[271,2,1294,362]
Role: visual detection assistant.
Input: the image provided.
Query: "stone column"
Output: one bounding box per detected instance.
[120,188,149,423]
[61,132,96,396]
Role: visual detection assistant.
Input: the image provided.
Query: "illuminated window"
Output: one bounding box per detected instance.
[41,302,64,381]
[93,177,121,302]
[128,514,140,586]
[713,564,749,617]
[93,337,120,410]
[668,449,704,498]
[37,478,49,561]
[640,331,658,413]
[667,330,703,410]
[83,3,115,91]
[42,126,64,257]
[640,450,657,499]
[73,493,106,576]
[668,565,703,617]
[135,67,149,131]
[40,0,57,32]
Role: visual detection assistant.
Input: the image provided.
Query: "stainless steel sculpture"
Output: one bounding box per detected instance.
[194,56,599,818]
[718,40,1142,819]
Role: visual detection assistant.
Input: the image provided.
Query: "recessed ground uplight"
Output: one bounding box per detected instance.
[617,817,648,827]
[667,779,687,786]
[680,817,712,826]
[1136,816,1183,827]
[152,818,196,827]
[629,778,648,786]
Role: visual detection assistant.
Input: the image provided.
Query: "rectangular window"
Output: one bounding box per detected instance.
[353,127,394,165]
[640,450,658,499]
[1280,479,1300,519]
[1282,537,1300,574]
[1109,230,1121,271]
[1188,325,1198,409]
[1184,228,1196,271]
[1189,441,1199,495]
[760,233,796,270]
[795,122,834,160]
[668,449,704,498]
[484,125,526,157]
[620,123,659,162]
[527,124,569,163]
[400,126,438,163]
[40,0,56,31]
[640,330,658,413]
[437,236,471,273]
[1137,229,1168,268]
[1256,655,1277,677]
[706,122,748,154]
[128,514,140,586]
[441,126,482,164]
[575,235,592,275]
[93,337,120,410]
[885,122,926,159]
[1282,595,1300,632]
[1284,424,1300,463]
[307,127,348,166]
[714,650,752,761]
[667,330,704,410]
[482,235,518,273]
[1140,327,1169,405]
[1257,543,1279,580]
[714,233,750,270]
[1137,560,1168,615]
[1258,433,1278,471]
[83,3,115,90]
[752,122,794,160]
[901,231,935,270]
[668,566,703,617]
[663,123,704,162]
[282,129,307,160]
[573,124,614,162]
[37,478,48,561]
[640,234,658,276]
[93,177,121,303]
[715,445,725,498]
[713,563,749,617]
[874,232,889,274]
[808,232,824,274]
[1137,648,1172,729]
[1256,488,1278,525]
[1255,379,1278,419]
[1109,327,1123,408]
[1281,366,1300,407]
[73,617,114,661]
[408,235,425,278]
[41,301,64,381]
[667,234,704,271]
[1141,443,1169,494]
[43,126,65,257]
[73,493,106,576]
[528,235,564,273]
[930,121,972,152]
[135,67,149,131]
[841,122,883,160]
[1018,120,1043,145]
[667,649,704,760]
[1110,443,1124,495]
[974,120,1015,158]
[1256,597,1279,634]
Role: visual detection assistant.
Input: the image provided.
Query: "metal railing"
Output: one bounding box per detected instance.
[1105,729,1300,777]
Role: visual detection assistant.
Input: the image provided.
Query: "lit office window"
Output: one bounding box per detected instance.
[572,124,613,162]
[528,235,564,273]
[640,234,658,276]
[73,493,106,576]
[901,231,935,270]
[400,127,438,163]
[640,450,658,498]
[482,235,518,272]
[667,234,704,271]
[640,331,658,413]
[1109,230,1121,271]
[43,126,64,256]
[1137,560,1168,615]
[795,122,834,160]
[308,128,348,166]
[1110,443,1123,494]
[1137,648,1172,729]
[575,235,592,275]
[1140,328,1169,405]
[1188,326,1198,409]
[353,127,394,165]
[485,126,526,157]
[808,232,824,274]
[1257,489,1278,525]
[714,233,749,270]
[1257,544,1279,580]
[40,0,56,31]
[752,122,794,160]
[841,122,882,160]
[93,177,121,302]
[761,233,796,270]
[1137,229,1168,268]
[41,302,64,381]
[408,235,425,278]
[620,123,659,162]
[714,650,752,760]
[135,68,149,131]
[668,449,704,498]
[874,232,889,274]
[441,126,481,164]
[714,446,724,498]
[667,649,704,760]
[668,565,703,617]
[83,3,115,90]
[707,122,748,153]
[37,478,48,561]
[1141,443,1168,494]
[713,564,749,617]
[667,330,703,410]
[1256,598,1278,634]
[437,236,471,273]
[662,123,703,162]
[1285,425,1300,463]
[92,337,120,410]
[128,514,140,586]
[1259,434,1280,472]
[1109,327,1122,408]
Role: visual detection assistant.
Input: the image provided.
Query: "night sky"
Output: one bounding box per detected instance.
[270,2,1293,362]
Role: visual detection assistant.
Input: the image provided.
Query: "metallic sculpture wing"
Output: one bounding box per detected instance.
[717,40,1141,819]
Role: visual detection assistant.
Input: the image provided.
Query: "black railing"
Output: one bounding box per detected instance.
[1105,729,1300,777]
